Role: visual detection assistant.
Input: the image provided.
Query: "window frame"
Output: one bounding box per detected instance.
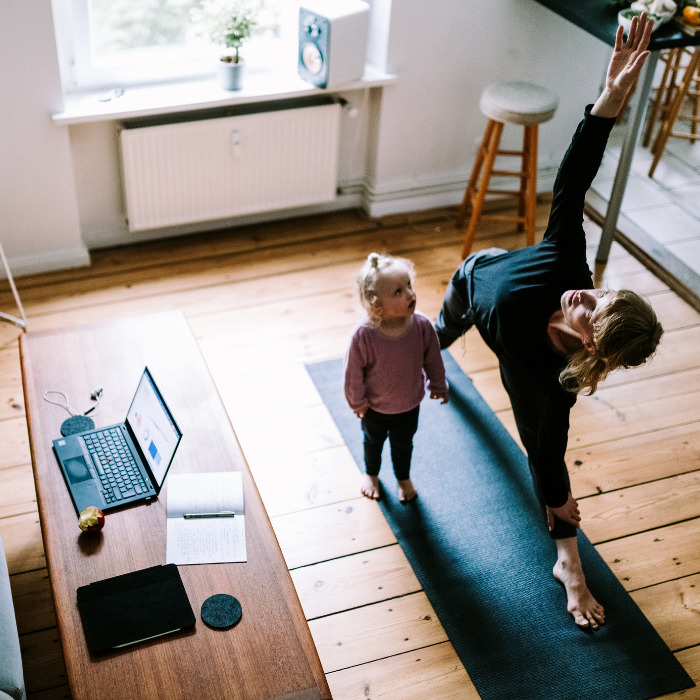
[54,0,299,93]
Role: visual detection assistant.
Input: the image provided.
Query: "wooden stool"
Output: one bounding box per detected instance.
[649,47,700,178]
[642,48,692,148]
[457,81,558,259]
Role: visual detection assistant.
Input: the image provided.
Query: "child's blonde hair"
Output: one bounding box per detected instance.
[356,252,415,328]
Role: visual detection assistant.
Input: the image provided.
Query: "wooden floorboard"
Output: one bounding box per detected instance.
[0,203,697,698]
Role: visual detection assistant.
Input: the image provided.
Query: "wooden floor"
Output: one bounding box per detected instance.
[1,203,698,699]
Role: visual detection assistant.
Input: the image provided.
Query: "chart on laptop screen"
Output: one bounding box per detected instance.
[127,371,180,486]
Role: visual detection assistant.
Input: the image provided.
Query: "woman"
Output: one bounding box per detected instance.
[436,14,661,630]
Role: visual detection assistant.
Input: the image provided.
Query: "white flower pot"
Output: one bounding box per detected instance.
[217,58,245,91]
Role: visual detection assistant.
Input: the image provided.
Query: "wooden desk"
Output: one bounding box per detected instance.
[531,0,700,266]
[20,311,331,700]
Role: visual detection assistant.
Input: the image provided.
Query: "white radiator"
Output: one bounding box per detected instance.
[120,102,341,232]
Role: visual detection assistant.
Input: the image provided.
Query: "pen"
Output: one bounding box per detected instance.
[183,511,236,519]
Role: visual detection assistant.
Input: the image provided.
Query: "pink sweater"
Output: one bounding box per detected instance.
[344,312,448,415]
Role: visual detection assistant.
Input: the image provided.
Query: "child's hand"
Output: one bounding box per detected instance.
[353,406,368,418]
[431,389,449,404]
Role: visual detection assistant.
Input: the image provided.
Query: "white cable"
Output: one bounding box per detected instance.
[43,391,78,416]
[43,389,102,417]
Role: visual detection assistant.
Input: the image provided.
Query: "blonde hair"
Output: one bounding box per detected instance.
[559,289,663,395]
[356,252,415,328]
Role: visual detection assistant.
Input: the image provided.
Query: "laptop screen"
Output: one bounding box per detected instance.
[125,368,182,487]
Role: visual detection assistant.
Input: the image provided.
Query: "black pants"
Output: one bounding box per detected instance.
[362,406,420,481]
[499,364,576,540]
[435,249,576,540]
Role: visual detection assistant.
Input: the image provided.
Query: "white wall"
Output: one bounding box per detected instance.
[0,0,611,273]
[365,0,611,216]
[0,0,89,277]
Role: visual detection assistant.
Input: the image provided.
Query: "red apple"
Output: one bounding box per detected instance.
[78,506,105,533]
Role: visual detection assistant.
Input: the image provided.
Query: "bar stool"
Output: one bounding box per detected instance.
[457,81,558,259]
[642,47,692,148]
[649,47,700,178]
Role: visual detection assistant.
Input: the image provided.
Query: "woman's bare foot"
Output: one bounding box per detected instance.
[397,479,417,503]
[553,537,605,630]
[361,474,381,500]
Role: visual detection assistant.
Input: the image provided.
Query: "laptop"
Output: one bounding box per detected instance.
[53,367,183,515]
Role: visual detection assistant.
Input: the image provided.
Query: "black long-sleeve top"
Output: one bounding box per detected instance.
[453,106,615,508]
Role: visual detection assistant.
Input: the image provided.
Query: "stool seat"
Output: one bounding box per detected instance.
[457,81,559,258]
[480,81,559,126]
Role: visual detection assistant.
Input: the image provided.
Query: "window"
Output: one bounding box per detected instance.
[54,0,298,92]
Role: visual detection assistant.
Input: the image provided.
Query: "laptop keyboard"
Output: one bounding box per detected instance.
[83,427,150,504]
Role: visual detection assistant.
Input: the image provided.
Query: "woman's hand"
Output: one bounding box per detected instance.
[547,493,582,531]
[353,405,368,418]
[592,12,653,118]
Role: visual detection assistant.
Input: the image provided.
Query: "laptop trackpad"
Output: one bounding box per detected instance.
[64,456,92,484]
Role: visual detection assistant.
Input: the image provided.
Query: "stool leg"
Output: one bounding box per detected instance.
[516,127,530,233]
[524,124,538,247]
[642,48,679,148]
[691,69,699,138]
[457,119,495,227]
[649,49,700,177]
[460,121,503,259]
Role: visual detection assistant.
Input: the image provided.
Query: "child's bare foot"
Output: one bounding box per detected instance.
[361,474,381,500]
[553,539,605,630]
[398,479,417,503]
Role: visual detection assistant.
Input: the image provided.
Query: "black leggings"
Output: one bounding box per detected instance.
[362,406,420,481]
[435,249,576,540]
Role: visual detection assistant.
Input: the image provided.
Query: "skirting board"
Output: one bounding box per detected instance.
[8,164,558,274]
[0,245,90,280]
[84,189,367,251]
[362,166,559,218]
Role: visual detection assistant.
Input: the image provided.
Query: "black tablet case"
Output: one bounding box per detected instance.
[77,563,195,653]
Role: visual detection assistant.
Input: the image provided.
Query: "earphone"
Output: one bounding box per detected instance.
[86,387,103,413]
[43,387,103,417]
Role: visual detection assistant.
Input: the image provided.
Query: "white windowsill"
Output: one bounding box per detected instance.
[52,64,397,125]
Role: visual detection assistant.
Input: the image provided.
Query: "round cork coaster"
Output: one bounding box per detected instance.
[61,415,95,436]
[201,594,242,630]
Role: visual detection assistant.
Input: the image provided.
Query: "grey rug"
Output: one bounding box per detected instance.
[306,352,694,700]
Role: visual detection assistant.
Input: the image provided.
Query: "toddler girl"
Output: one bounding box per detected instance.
[344,252,448,503]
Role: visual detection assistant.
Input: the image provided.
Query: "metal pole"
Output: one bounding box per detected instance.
[595,51,660,267]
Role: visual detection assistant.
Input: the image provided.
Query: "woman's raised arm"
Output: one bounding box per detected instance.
[591,12,653,118]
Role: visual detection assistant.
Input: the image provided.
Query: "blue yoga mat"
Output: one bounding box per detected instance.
[306,352,694,700]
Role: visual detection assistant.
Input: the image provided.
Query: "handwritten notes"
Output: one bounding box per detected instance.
[166,472,247,565]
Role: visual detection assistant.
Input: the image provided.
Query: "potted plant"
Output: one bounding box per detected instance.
[204,0,260,91]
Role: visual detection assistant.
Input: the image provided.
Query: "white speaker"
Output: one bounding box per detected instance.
[298,0,370,90]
